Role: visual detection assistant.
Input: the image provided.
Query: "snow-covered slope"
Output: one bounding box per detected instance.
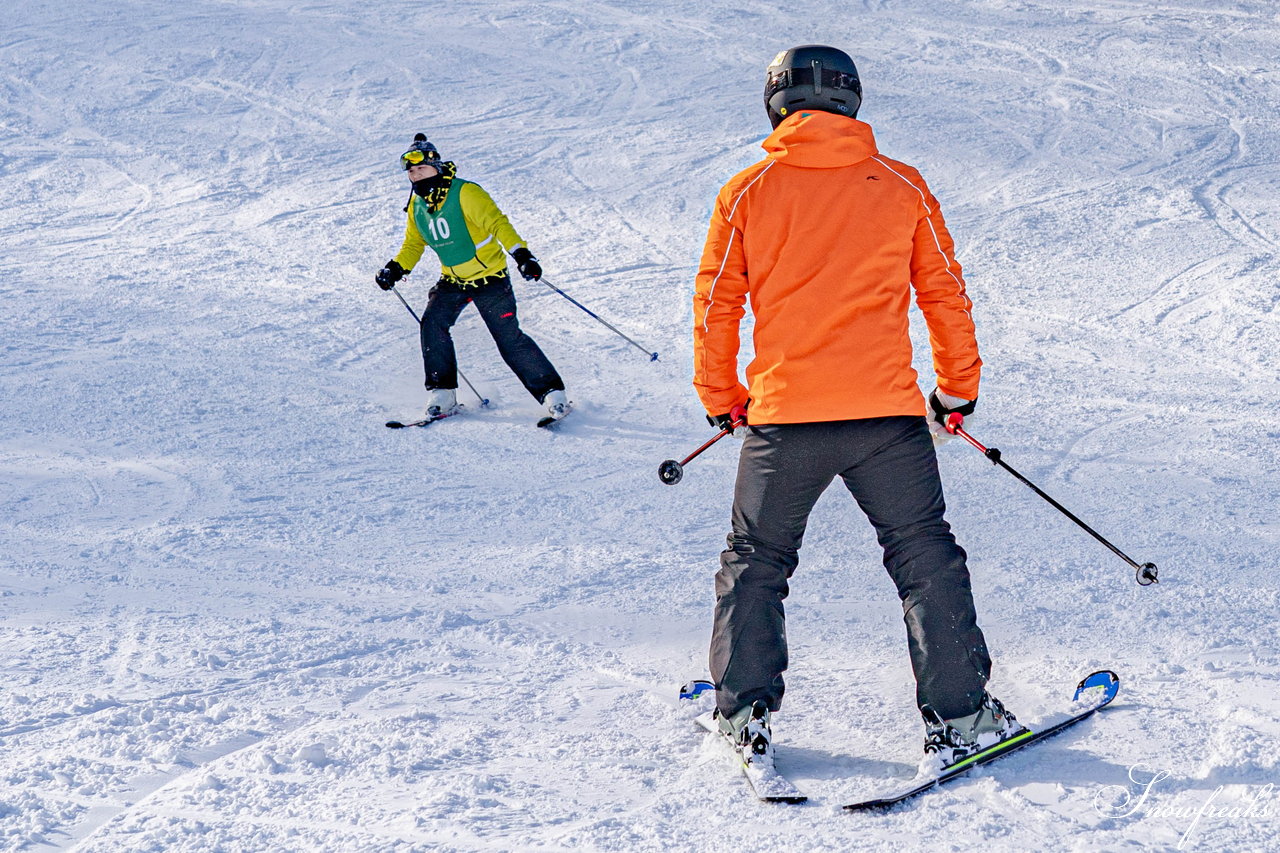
[2,0,1278,849]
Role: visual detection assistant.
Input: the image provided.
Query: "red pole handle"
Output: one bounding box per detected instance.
[946,413,987,453]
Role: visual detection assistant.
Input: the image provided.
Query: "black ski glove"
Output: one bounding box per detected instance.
[511,247,542,281]
[707,403,749,434]
[376,260,406,291]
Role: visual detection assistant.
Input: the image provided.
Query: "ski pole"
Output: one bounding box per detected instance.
[538,276,659,362]
[658,416,746,485]
[944,414,1160,586]
[389,287,490,408]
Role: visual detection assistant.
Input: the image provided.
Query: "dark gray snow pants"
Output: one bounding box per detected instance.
[709,416,992,722]
[420,274,564,403]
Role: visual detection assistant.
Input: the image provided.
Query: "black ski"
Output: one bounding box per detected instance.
[843,670,1120,811]
[385,406,464,429]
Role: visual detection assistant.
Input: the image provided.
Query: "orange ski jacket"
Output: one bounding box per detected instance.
[693,110,981,425]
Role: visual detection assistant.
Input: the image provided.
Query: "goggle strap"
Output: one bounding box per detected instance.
[766,67,858,99]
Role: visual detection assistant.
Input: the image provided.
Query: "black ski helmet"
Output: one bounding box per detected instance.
[764,45,862,128]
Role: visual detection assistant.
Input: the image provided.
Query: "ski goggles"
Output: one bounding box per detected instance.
[401,148,441,170]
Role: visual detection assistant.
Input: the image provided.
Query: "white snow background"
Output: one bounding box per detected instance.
[2,0,1278,850]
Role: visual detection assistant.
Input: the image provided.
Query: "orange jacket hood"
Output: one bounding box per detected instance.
[762,112,878,169]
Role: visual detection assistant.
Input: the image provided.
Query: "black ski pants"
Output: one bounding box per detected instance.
[709,416,992,722]
[420,274,564,403]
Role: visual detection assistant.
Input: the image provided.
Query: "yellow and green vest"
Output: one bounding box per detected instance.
[394,181,527,282]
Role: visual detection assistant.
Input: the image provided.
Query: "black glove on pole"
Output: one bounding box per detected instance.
[510,247,542,281]
[707,403,749,432]
[376,260,406,290]
[944,415,1159,586]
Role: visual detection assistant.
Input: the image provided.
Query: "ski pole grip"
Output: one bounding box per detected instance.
[945,412,964,434]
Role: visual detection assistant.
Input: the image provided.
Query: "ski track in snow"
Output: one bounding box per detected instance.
[2,0,1278,850]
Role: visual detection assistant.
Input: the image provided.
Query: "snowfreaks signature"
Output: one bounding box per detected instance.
[1095,765,1277,849]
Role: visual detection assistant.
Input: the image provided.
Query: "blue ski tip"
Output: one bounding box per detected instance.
[650,352,660,361]
[1074,670,1120,704]
[679,679,715,702]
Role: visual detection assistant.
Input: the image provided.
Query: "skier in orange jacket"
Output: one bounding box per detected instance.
[694,46,1024,774]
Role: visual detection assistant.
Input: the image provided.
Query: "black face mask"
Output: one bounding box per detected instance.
[412,174,447,198]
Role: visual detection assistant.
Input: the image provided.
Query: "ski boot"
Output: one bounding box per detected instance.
[543,389,570,422]
[716,700,774,766]
[425,388,460,419]
[920,692,1027,774]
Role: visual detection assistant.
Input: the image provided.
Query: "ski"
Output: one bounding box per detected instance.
[679,680,807,804]
[843,669,1120,811]
[385,406,464,429]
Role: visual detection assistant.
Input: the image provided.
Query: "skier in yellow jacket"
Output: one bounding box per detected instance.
[376,135,568,422]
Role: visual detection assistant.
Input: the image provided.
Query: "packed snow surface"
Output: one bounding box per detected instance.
[2,0,1278,850]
